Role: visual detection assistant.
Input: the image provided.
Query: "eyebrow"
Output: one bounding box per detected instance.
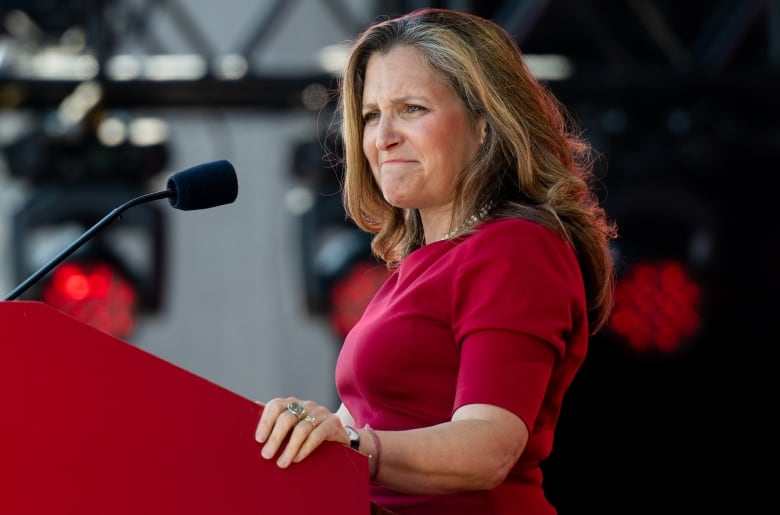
[362,95,431,111]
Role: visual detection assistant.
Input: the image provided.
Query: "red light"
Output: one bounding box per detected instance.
[42,262,138,340]
[329,261,392,338]
[608,259,702,354]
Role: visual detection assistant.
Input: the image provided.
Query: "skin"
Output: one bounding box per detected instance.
[361,45,486,243]
[256,45,529,494]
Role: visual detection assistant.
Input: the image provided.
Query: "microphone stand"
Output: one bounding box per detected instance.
[3,190,173,301]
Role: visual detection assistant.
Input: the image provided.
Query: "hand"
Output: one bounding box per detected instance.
[255,397,349,468]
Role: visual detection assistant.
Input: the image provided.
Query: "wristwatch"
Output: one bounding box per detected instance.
[345,425,360,450]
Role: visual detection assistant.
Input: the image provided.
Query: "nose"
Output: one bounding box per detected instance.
[375,116,400,150]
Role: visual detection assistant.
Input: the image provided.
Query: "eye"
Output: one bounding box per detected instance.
[363,111,379,124]
[406,105,425,114]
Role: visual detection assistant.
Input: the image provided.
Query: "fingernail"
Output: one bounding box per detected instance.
[261,446,273,459]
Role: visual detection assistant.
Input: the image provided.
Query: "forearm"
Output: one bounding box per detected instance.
[357,419,525,494]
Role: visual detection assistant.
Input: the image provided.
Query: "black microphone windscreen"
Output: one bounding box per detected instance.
[166,160,238,211]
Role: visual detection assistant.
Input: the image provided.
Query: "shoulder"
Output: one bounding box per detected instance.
[455,218,581,279]
[465,218,570,251]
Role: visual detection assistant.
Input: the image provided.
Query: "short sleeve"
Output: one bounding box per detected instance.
[451,220,587,425]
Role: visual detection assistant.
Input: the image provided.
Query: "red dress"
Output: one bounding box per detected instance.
[335,218,588,514]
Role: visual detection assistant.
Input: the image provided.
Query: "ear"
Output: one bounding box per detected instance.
[477,117,488,145]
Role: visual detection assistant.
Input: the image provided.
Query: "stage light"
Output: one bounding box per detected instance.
[3,103,170,339]
[41,262,137,339]
[288,136,390,338]
[9,183,166,338]
[608,258,703,354]
[328,260,391,338]
[604,186,720,355]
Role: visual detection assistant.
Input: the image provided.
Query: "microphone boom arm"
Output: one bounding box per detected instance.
[3,190,173,301]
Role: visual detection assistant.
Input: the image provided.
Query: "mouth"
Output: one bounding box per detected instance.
[380,159,414,167]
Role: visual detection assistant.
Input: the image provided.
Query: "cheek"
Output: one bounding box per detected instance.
[446,122,481,169]
[362,130,375,160]
[362,133,380,179]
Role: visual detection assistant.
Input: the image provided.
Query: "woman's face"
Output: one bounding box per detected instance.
[361,45,485,218]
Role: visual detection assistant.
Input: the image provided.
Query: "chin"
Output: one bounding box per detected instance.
[382,194,411,209]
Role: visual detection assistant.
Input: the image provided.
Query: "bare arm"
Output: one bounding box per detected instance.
[355,403,528,493]
[257,400,527,493]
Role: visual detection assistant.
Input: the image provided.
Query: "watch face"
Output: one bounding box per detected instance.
[346,426,360,449]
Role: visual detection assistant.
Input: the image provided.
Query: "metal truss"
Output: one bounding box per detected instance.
[0,0,777,109]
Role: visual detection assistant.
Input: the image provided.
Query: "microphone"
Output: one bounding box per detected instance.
[166,159,238,211]
[3,159,238,301]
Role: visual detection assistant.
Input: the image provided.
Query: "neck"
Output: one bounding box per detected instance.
[434,202,493,243]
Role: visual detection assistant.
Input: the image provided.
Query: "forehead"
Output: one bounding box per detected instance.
[362,46,450,99]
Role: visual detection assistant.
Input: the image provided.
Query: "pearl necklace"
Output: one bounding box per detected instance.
[439,202,493,241]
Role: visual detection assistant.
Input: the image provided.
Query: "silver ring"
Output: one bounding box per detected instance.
[304,415,317,426]
[286,401,305,420]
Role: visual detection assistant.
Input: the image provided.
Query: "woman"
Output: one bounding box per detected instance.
[256,8,617,514]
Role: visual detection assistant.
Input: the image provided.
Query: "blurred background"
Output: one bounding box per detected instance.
[0,0,776,512]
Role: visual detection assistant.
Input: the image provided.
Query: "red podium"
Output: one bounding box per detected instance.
[0,301,371,514]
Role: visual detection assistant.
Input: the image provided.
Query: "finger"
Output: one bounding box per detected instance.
[285,408,331,465]
[274,419,310,467]
[291,408,350,463]
[291,408,325,459]
[259,398,311,461]
[273,400,321,466]
[255,397,286,443]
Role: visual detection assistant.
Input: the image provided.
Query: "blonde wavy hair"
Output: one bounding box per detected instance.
[335,8,617,333]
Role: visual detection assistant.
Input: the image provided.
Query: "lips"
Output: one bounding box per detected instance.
[380,159,415,167]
